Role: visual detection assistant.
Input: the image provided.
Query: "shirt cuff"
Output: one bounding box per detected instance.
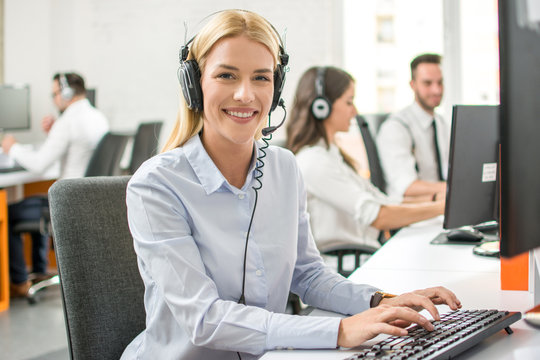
[388,175,416,198]
[9,144,27,167]
[266,314,341,350]
[355,199,381,227]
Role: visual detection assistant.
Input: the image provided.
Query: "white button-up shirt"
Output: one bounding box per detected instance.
[121,135,380,359]
[376,101,450,198]
[296,141,394,250]
[9,98,109,179]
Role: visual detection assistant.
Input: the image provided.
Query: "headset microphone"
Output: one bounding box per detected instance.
[262,99,286,136]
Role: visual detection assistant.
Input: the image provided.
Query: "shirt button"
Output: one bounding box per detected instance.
[255,270,262,276]
[238,194,245,199]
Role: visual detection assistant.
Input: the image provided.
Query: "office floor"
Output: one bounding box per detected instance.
[0,286,68,360]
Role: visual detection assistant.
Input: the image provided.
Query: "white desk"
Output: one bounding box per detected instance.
[261,217,539,359]
[0,166,59,201]
[0,170,57,188]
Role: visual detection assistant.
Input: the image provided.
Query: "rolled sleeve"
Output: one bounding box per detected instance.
[9,122,69,174]
[354,198,382,227]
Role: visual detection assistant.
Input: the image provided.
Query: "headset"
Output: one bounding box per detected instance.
[177,18,289,116]
[58,73,75,101]
[310,67,332,121]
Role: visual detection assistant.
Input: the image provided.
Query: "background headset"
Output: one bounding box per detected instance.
[310,67,332,121]
[177,20,289,117]
[59,73,75,101]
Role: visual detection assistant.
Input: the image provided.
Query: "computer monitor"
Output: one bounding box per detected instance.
[499,0,540,257]
[86,88,96,107]
[442,105,500,230]
[0,84,31,132]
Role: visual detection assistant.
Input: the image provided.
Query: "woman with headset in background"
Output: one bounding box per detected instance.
[287,66,445,251]
[122,10,460,360]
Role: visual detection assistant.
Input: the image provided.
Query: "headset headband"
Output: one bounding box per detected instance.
[177,11,289,113]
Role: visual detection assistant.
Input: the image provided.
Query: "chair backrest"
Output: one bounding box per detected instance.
[356,114,388,194]
[49,176,145,360]
[362,113,390,135]
[129,121,163,174]
[85,132,130,177]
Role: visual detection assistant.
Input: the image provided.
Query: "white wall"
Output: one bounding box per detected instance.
[4,0,345,144]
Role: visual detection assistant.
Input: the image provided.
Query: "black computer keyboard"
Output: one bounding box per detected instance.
[0,165,24,173]
[343,309,521,360]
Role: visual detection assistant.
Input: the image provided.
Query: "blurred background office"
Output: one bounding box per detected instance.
[2,0,499,147]
[0,0,501,359]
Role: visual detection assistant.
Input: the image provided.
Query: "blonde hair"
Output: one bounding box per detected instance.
[162,9,282,152]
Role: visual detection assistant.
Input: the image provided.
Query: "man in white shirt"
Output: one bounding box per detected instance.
[2,72,109,297]
[377,54,449,199]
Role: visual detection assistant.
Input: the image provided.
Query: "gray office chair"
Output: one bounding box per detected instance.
[128,121,163,174]
[13,132,131,303]
[85,132,130,177]
[49,176,145,360]
[356,114,401,243]
[356,114,389,194]
[318,240,379,278]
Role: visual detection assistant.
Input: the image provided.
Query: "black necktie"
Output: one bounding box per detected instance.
[432,119,444,181]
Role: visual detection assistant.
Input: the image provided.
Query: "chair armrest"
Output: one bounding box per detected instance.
[317,240,379,278]
[318,239,378,256]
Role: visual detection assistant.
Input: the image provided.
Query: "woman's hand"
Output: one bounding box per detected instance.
[380,286,462,321]
[337,305,434,347]
[337,286,461,348]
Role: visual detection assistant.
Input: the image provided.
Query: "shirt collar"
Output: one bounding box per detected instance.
[62,98,90,116]
[411,101,437,130]
[183,134,258,195]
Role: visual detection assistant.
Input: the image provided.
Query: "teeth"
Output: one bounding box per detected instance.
[226,110,254,118]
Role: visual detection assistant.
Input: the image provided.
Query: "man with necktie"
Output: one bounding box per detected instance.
[377,53,449,202]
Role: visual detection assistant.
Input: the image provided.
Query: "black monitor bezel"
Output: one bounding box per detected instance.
[443,105,500,230]
[499,0,540,257]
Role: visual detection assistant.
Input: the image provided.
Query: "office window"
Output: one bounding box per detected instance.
[376,87,395,113]
[460,0,499,105]
[344,0,499,117]
[376,16,395,43]
[343,0,444,115]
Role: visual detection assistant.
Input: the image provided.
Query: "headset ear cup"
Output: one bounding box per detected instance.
[270,64,286,112]
[178,59,203,112]
[59,74,74,101]
[311,96,331,120]
[61,87,74,101]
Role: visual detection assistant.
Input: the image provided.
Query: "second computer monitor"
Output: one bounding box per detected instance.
[443,105,499,230]
[0,85,31,132]
[86,88,96,107]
